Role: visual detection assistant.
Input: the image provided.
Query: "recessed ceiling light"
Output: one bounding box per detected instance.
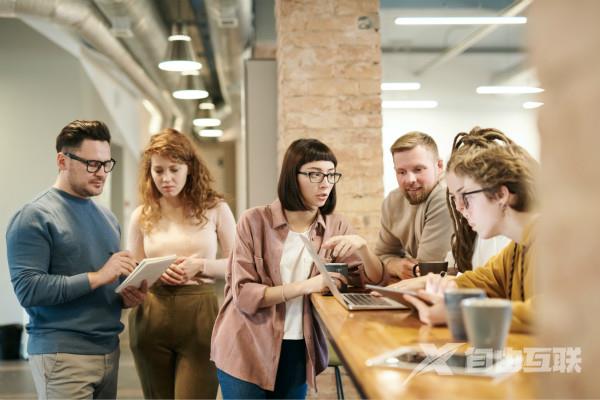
[523,101,544,109]
[394,16,527,26]
[476,86,544,94]
[382,100,438,109]
[381,82,421,91]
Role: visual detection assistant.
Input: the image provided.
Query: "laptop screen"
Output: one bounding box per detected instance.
[299,235,343,298]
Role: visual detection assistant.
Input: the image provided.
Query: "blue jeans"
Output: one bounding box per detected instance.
[218,339,308,399]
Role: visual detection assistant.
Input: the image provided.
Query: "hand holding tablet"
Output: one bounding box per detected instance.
[115,254,177,293]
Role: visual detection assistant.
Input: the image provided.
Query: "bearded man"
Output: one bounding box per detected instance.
[376,131,453,281]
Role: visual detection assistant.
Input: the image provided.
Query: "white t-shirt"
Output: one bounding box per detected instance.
[280,230,313,340]
[446,235,511,272]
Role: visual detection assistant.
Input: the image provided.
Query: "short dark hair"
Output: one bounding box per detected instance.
[55,120,111,152]
[278,138,338,215]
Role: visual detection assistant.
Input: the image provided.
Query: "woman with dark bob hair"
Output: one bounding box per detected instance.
[211,138,384,398]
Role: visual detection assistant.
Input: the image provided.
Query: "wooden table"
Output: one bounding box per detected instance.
[311,294,535,399]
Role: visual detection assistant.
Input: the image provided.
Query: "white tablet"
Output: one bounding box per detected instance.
[115,254,177,293]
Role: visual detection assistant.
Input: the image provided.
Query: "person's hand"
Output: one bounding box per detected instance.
[168,256,205,282]
[423,273,458,295]
[386,275,428,291]
[386,257,418,280]
[303,272,347,294]
[322,235,367,260]
[404,290,447,325]
[160,257,190,285]
[89,251,137,289]
[403,274,458,326]
[121,280,148,308]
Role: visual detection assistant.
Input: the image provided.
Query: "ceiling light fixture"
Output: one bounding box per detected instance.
[193,107,221,127]
[381,82,421,91]
[198,102,215,110]
[158,22,202,72]
[382,100,438,109]
[394,16,527,26]
[197,129,224,138]
[523,101,544,109]
[193,118,221,127]
[172,70,209,100]
[476,86,544,94]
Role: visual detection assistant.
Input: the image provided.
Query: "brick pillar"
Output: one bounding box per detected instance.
[275,0,383,242]
[529,1,600,397]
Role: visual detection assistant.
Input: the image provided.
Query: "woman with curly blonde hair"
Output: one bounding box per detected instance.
[127,128,236,399]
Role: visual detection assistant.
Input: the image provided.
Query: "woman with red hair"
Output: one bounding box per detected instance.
[127,128,235,399]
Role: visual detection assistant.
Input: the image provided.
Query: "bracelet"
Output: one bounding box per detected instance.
[281,285,287,302]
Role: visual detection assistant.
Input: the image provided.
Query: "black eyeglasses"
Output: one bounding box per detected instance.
[298,171,342,184]
[64,152,117,173]
[449,186,495,210]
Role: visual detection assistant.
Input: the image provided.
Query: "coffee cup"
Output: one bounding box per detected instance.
[412,261,448,277]
[325,263,349,292]
[444,288,487,341]
[461,298,512,352]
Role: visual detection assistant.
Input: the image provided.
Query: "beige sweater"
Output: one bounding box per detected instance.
[128,201,236,280]
[375,182,453,265]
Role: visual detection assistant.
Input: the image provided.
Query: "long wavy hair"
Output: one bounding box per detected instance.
[138,128,222,233]
[446,127,538,271]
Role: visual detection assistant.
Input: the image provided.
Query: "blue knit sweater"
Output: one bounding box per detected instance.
[6,188,123,355]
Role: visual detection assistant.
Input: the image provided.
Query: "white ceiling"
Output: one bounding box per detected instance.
[379,1,538,106]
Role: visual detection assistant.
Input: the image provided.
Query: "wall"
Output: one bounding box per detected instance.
[245,59,278,209]
[275,0,384,243]
[0,19,142,324]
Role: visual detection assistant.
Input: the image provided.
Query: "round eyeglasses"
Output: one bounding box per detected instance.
[449,186,496,210]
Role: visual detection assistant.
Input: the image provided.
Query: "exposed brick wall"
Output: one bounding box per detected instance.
[275,0,383,243]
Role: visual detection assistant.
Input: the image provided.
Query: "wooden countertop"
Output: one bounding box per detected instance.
[311,293,535,399]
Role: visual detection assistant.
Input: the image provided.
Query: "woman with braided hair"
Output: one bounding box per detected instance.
[396,127,539,333]
[446,128,514,272]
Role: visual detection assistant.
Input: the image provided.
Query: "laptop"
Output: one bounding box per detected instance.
[300,235,408,310]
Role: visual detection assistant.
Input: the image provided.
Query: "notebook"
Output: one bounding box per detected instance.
[115,254,177,293]
[300,235,407,310]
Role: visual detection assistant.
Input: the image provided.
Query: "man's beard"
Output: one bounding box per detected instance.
[404,186,434,205]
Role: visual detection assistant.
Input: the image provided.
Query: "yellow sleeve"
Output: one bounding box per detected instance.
[455,242,513,298]
[510,297,534,333]
[457,242,534,333]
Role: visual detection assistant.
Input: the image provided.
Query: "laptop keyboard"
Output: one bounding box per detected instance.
[344,293,391,306]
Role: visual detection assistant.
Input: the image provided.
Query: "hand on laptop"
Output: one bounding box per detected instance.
[304,272,347,295]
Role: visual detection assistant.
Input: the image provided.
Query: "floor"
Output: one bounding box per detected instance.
[1,296,360,399]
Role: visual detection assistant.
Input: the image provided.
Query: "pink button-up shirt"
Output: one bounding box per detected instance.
[210,199,381,391]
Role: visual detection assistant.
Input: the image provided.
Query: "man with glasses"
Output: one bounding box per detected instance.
[6,120,146,399]
[376,131,453,282]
